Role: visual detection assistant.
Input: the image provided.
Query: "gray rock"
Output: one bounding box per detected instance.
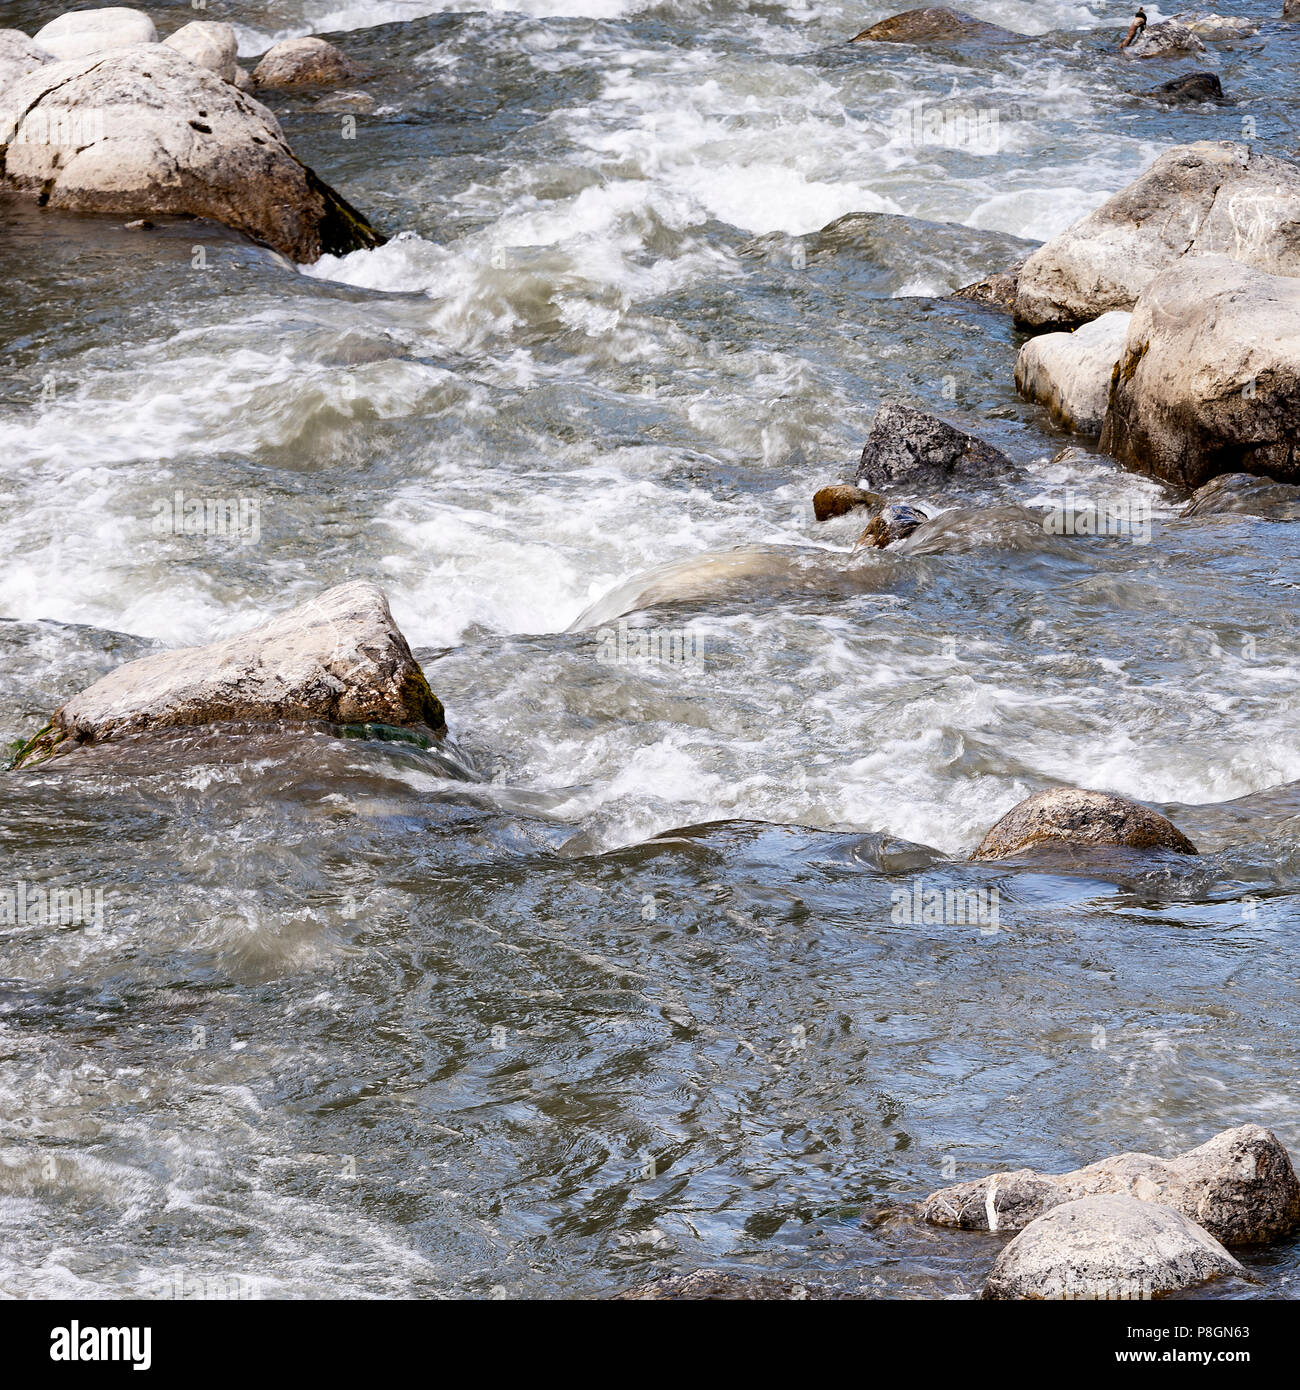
[10,581,444,768]
[953,258,1025,312]
[924,1124,1300,1246]
[1014,143,1300,331]
[1100,256,1300,489]
[163,20,238,85]
[252,36,354,89]
[0,46,383,263]
[1014,310,1130,437]
[1180,472,1300,519]
[0,29,53,95]
[981,1196,1243,1300]
[973,787,1197,860]
[856,402,1013,491]
[849,7,1023,44]
[854,503,929,549]
[1125,20,1207,57]
[1148,71,1224,104]
[32,7,156,62]
[813,484,882,521]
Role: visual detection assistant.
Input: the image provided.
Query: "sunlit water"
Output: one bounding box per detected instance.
[1,0,1298,1298]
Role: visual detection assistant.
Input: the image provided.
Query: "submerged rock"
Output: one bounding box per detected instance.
[924,1124,1300,1246]
[253,36,354,89]
[1148,71,1224,104]
[813,484,882,521]
[614,1270,842,1300]
[1014,311,1130,436]
[0,46,383,262]
[0,29,51,91]
[981,1196,1243,1300]
[856,402,1013,492]
[953,257,1025,313]
[1124,20,1207,57]
[163,20,238,85]
[32,7,155,62]
[973,787,1197,860]
[1101,257,1300,489]
[1180,472,1300,519]
[849,7,1023,44]
[854,503,929,549]
[10,582,444,768]
[1014,143,1300,331]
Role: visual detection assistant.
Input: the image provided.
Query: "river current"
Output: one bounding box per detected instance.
[1,0,1298,1298]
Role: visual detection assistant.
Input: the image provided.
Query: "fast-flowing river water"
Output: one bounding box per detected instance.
[2,0,1298,1299]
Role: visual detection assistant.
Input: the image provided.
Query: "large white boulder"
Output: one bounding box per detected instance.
[1100,256,1300,489]
[1014,143,1300,330]
[0,29,52,93]
[163,20,238,85]
[1014,311,1131,436]
[32,7,156,62]
[0,45,383,263]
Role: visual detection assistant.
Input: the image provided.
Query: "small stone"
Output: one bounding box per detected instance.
[252,36,354,89]
[813,485,882,521]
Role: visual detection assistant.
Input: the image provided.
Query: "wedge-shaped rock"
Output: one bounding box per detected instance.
[981,1196,1243,1300]
[0,46,383,262]
[973,787,1196,860]
[924,1124,1300,1246]
[856,402,1012,491]
[163,20,238,85]
[12,582,444,767]
[1014,311,1130,436]
[1014,143,1300,330]
[1101,256,1300,488]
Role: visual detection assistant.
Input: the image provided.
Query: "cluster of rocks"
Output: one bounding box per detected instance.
[0,8,376,261]
[8,582,446,770]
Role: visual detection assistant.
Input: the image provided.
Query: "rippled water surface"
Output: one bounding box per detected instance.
[2,0,1299,1298]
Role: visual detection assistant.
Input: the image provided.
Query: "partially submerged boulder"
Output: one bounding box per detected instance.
[163,20,238,85]
[252,36,354,88]
[10,582,444,768]
[924,1124,1300,1246]
[856,402,1013,491]
[1014,143,1300,331]
[849,7,1022,44]
[1180,471,1300,519]
[981,1196,1243,1300]
[1100,257,1300,489]
[0,46,383,262]
[1124,20,1207,57]
[1173,12,1260,38]
[952,257,1025,313]
[972,787,1197,860]
[813,484,882,521]
[32,6,155,62]
[854,503,929,549]
[1014,311,1130,436]
[0,29,51,91]
[1148,71,1223,104]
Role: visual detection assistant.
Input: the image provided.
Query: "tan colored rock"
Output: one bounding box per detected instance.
[1100,257,1300,488]
[854,503,929,549]
[11,582,444,767]
[0,29,53,93]
[952,258,1024,312]
[32,7,156,62]
[0,46,383,263]
[813,485,882,522]
[924,1124,1300,1246]
[981,1196,1243,1300]
[163,20,238,85]
[253,36,353,88]
[973,787,1196,860]
[1015,311,1130,436]
[1014,143,1300,331]
[849,7,1022,44]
